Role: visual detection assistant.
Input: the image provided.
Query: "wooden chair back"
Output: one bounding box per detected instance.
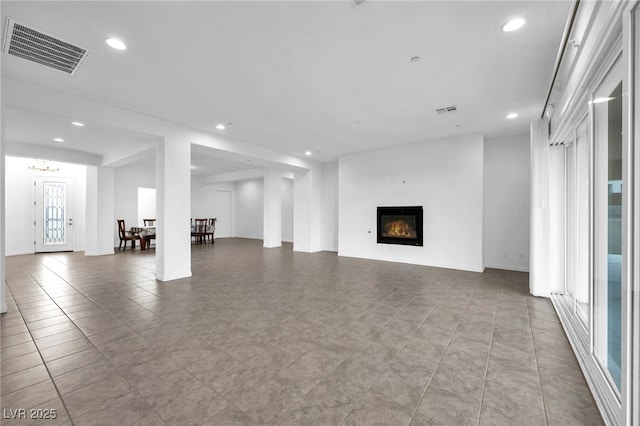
[143,219,156,226]
[194,218,207,232]
[117,219,127,239]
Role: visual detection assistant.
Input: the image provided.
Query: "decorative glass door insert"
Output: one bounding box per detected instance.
[35,177,74,252]
[43,182,66,245]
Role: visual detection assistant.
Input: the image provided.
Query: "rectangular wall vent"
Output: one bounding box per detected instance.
[2,18,90,75]
[436,105,458,114]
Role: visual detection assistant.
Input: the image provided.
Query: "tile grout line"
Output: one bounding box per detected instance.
[527,299,551,426]
[406,290,475,426]
[364,287,463,424]
[4,282,76,426]
[474,292,500,426]
[335,291,428,426]
[270,288,421,426]
[18,255,166,426]
[5,244,582,425]
[25,255,157,425]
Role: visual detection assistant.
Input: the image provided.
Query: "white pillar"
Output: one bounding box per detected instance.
[293,165,324,253]
[530,118,551,297]
[1,100,7,313]
[263,170,282,248]
[156,137,191,281]
[85,166,115,256]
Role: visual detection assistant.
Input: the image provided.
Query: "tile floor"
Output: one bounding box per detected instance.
[1,238,602,425]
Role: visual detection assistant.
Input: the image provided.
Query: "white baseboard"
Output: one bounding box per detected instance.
[156,270,192,282]
[6,250,34,257]
[484,263,529,273]
[85,249,115,256]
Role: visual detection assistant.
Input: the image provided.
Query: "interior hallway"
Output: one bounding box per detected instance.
[1,239,601,425]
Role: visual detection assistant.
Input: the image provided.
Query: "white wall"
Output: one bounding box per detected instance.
[137,187,156,226]
[114,165,155,246]
[191,177,237,237]
[281,178,293,242]
[339,134,484,272]
[191,175,210,220]
[236,179,264,239]
[483,132,530,272]
[114,167,245,246]
[235,177,294,242]
[5,157,87,255]
[321,161,339,252]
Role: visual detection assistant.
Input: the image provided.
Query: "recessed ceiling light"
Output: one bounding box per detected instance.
[53,137,64,143]
[502,18,526,32]
[106,38,127,50]
[71,121,84,127]
[305,151,312,156]
[216,124,226,130]
[410,56,420,63]
[507,113,518,119]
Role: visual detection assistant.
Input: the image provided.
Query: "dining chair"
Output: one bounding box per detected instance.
[206,218,216,243]
[117,219,140,250]
[140,219,156,248]
[192,218,208,244]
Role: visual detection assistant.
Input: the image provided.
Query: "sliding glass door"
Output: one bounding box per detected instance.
[556,52,627,423]
[575,118,590,326]
[548,3,639,425]
[593,57,624,393]
[564,115,590,330]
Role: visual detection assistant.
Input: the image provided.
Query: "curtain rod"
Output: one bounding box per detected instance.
[540,0,581,119]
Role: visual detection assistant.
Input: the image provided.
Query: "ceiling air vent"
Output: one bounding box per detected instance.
[349,0,368,7]
[2,18,90,75]
[436,105,458,114]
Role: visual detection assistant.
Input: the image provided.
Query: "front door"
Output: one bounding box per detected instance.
[35,176,75,252]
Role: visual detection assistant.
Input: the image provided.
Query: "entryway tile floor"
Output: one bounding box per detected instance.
[1,239,602,425]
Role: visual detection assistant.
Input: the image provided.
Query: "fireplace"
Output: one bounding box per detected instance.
[377,206,423,246]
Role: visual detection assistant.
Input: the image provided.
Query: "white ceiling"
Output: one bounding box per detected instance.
[1,0,571,176]
[5,105,158,158]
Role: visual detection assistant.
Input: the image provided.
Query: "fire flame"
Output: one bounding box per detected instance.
[383,220,416,238]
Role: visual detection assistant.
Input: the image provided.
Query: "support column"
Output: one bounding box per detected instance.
[85,166,115,256]
[156,137,191,281]
[293,164,324,253]
[263,170,282,248]
[530,118,551,297]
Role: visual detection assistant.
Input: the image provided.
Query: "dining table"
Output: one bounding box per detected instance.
[130,226,155,250]
[130,224,215,249]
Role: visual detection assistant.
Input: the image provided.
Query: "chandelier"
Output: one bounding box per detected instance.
[28,159,60,172]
